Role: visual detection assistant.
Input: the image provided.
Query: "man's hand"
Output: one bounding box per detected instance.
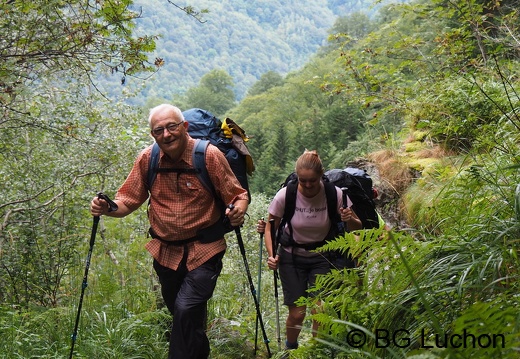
[89,194,129,218]
[90,196,109,217]
[225,200,248,227]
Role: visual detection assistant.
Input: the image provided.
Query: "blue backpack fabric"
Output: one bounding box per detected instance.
[183,108,251,200]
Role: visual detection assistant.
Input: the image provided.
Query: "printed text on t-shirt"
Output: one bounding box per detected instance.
[295,206,327,218]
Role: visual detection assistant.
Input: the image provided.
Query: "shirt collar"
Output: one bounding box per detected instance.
[158,136,195,166]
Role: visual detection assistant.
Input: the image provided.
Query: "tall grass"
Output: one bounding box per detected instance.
[0,193,277,358]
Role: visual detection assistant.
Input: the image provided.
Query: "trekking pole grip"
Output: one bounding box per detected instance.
[226,203,249,230]
[96,192,118,213]
[269,218,277,257]
[341,187,348,232]
[341,187,348,209]
[258,217,265,235]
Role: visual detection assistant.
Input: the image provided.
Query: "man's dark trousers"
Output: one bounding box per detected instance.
[153,249,225,359]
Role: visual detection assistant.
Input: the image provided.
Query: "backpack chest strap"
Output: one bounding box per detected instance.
[154,167,199,174]
[147,139,213,194]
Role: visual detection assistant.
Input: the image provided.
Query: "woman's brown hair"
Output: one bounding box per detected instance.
[295,149,324,176]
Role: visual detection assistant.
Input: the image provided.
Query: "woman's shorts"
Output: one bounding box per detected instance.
[278,248,331,306]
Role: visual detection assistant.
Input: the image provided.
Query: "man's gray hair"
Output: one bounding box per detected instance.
[148,104,185,128]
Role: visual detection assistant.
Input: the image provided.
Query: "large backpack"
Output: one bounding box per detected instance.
[147,108,253,202]
[278,169,378,269]
[278,167,379,244]
[324,167,379,229]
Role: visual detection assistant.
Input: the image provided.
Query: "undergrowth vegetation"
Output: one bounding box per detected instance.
[292,149,520,358]
[0,193,275,358]
[2,161,519,358]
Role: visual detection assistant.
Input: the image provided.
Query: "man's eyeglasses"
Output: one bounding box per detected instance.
[152,122,184,137]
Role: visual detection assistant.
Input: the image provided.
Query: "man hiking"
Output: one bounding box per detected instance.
[89,104,249,359]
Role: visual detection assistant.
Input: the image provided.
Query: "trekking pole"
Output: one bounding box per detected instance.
[254,218,265,356]
[69,192,117,359]
[339,187,358,271]
[341,187,348,230]
[228,205,271,358]
[269,218,282,350]
[341,187,348,208]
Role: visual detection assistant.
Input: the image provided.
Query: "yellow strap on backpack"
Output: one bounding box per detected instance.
[221,117,249,142]
[221,118,255,175]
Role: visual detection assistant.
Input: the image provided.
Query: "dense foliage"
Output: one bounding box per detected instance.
[1,0,157,310]
[1,0,520,358]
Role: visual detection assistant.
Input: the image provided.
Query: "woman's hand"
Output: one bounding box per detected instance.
[267,254,279,271]
[340,207,362,230]
[256,219,266,234]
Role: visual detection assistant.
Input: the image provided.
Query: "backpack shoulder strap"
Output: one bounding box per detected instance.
[147,142,161,190]
[192,139,217,199]
[281,177,338,228]
[147,140,213,194]
[282,180,297,224]
[323,179,340,223]
[276,179,297,246]
[278,178,339,248]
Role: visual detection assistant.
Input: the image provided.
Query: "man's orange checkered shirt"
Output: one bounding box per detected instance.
[115,137,249,271]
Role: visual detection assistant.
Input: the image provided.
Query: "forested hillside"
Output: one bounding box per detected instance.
[2,0,520,358]
[115,0,393,104]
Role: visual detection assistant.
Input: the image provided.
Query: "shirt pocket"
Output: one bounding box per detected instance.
[182,173,205,194]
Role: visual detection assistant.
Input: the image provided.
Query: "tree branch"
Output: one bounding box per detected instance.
[0,185,54,211]
[166,0,208,23]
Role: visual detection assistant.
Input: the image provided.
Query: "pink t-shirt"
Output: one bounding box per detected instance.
[268,182,352,247]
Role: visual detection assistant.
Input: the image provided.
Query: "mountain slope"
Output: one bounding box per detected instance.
[125,0,378,103]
